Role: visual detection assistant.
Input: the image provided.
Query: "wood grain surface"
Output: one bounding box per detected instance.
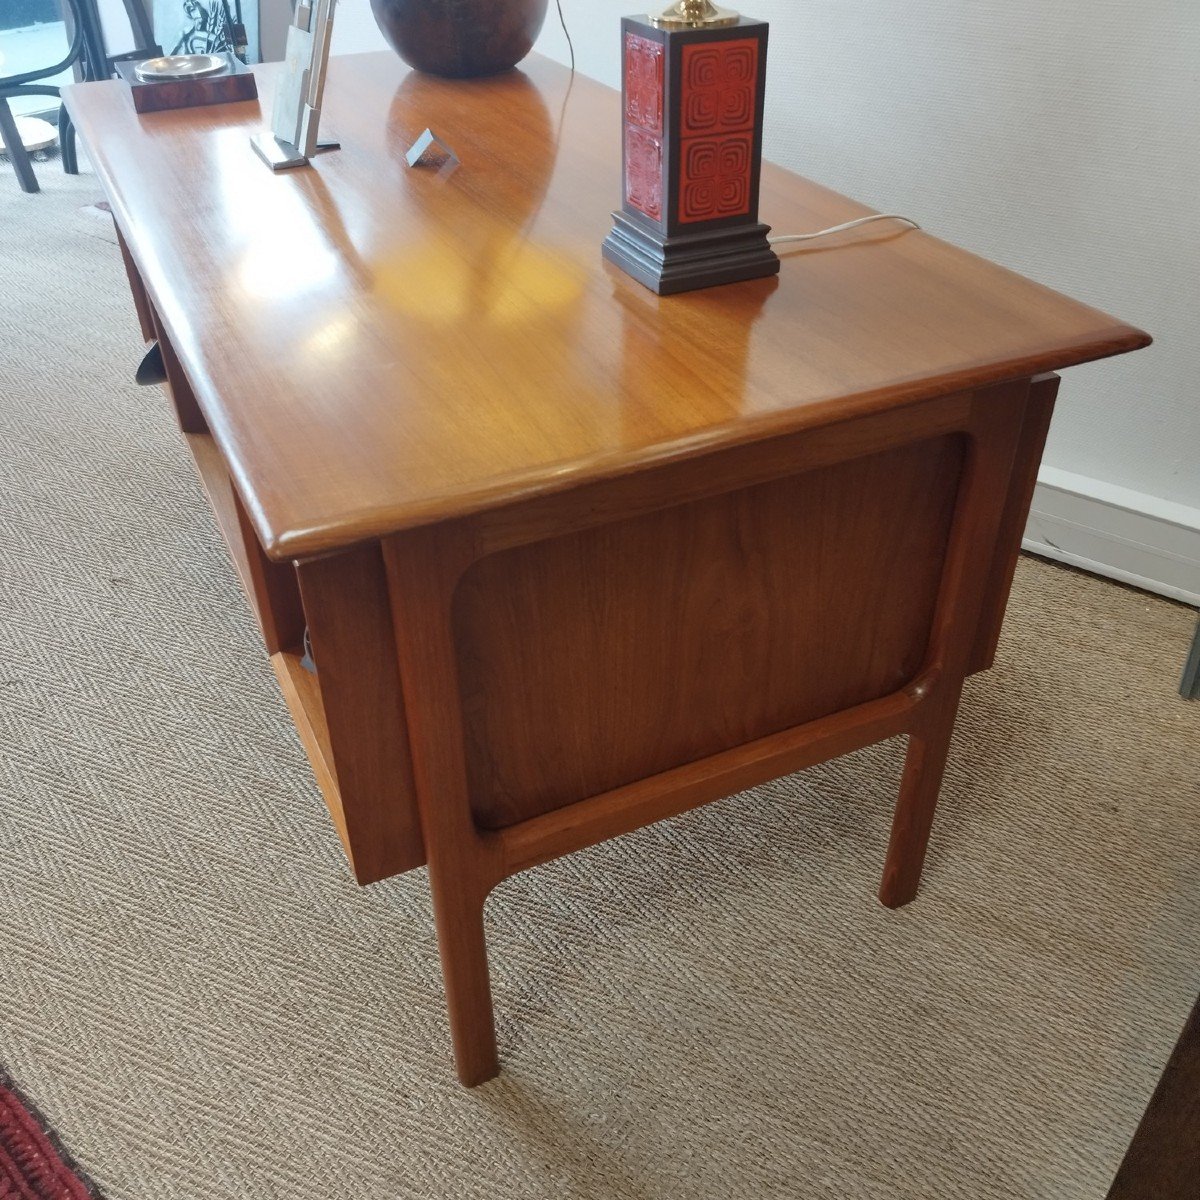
[454,434,964,828]
[114,58,258,114]
[64,53,1149,561]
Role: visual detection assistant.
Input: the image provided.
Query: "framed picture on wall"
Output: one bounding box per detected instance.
[153,0,259,61]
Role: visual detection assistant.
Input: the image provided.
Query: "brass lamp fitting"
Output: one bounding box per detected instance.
[651,0,739,28]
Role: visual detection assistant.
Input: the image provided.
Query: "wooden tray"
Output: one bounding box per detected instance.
[116,55,257,114]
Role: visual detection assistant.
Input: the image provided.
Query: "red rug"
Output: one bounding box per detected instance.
[0,1071,99,1199]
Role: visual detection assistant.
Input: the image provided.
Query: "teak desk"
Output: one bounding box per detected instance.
[66,52,1149,1086]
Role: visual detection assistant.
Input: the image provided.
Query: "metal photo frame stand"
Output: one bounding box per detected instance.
[251,0,339,170]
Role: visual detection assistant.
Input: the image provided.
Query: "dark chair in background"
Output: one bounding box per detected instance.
[0,0,87,193]
[1,0,155,193]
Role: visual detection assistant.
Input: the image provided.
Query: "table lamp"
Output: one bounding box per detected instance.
[601,1,779,294]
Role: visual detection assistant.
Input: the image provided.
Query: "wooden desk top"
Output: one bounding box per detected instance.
[66,52,1148,560]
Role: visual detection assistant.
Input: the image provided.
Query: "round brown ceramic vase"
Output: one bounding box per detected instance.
[369,0,550,78]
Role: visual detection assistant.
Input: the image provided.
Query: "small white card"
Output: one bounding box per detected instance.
[405,128,459,169]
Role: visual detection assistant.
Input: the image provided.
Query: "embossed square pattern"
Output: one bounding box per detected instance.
[623,33,665,221]
[679,38,758,224]
[625,126,664,221]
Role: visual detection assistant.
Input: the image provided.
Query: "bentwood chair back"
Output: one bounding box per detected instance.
[1,0,157,193]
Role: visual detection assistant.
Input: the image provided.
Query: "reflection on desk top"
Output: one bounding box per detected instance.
[64,52,1150,561]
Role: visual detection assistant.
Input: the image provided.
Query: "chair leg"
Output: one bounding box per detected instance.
[59,105,78,175]
[878,685,963,909]
[0,98,39,194]
[1180,618,1200,700]
[428,869,499,1087]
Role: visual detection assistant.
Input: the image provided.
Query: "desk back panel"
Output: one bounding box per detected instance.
[452,433,965,829]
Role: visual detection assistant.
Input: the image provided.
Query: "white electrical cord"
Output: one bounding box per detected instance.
[768,213,921,246]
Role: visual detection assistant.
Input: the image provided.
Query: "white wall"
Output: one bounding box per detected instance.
[95,0,136,55]
[261,0,291,61]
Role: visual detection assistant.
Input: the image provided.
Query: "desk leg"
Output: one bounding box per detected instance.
[879,380,1030,907]
[968,373,1060,675]
[149,308,208,434]
[384,526,502,1087]
[878,684,962,908]
[114,222,156,344]
[427,870,498,1087]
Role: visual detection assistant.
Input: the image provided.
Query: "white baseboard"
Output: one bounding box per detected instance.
[1023,467,1200,607]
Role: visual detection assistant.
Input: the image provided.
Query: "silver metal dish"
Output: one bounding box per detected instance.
[134,54,229,83]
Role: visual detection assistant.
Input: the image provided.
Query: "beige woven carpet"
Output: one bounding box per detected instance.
[2,169,1198,1200]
